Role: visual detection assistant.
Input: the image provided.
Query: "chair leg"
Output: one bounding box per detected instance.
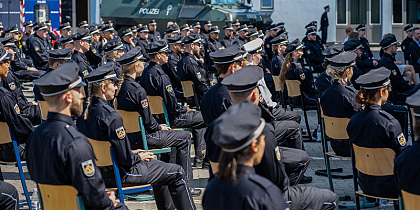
[0,166,4,181]
[303,109,312,141]
[325,156,334,192]
[12,141,32,210]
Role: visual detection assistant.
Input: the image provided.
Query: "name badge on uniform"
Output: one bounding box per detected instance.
[82,70,89,77]
[14,104,20,114]
[275,146,281,161]
[81,159,95,177]
[197,72,202,80]
[116,126,126,139]
[392,70,397,76]
[397,133,406,146]
[8,82,15,90]
[166,84,173,92]
[141,99,148,108]
[300,73,306,80]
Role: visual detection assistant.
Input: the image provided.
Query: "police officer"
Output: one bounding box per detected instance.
[0,46,33,162]
[356,24,374,59]
[200,21,212,41]
[315,43,344,94]
[21,21,34,56]
[401,24,414,63]
[233,25,248,46]
[136,26,150,61]
[408,27,420,73]
[270,34,288,76]
[54,22,72,49]
[28,22,50,70]
[347,67,407,198]
[76,63,196,209]
[263,25,276,61]
[180,24,191,37]
[379,34,420,103]
[71,30,94,81]
[78,20,89,31]
[302,21,322,47]
[121,28,136,53]
[202,101,288,210]
[320,5,329,44]
[178,34,209,98]
[345,37,377,74]
[100,24,115,47]
[147,20,161,42]
[162,35,184,98]
[246,29,260,41]
[221,24,234,48]
[140,40,208,168]
[44,20,57,49]
[191,22,206,41]
[115,48,201,194]
[85,25,102,68]
[304,28,325,73]
[130,25,138,45]
[33,48,72,101]
[102,38,126,79]
[395,90,420,198]
[27,62,127,210]
[204,26,223,75]
[55,35,74,51]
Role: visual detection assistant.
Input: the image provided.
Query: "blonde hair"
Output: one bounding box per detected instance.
[84,79,114,119]
[106,50,118,61]
[279,53,293,88]
[326,65,352,84]
[113,60,141,107]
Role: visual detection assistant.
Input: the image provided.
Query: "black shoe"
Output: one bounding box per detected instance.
[189,187,202,196]
[193,158,203,168]
[312,128,317,138]
[202,159,210,169]
[299,175,313,184]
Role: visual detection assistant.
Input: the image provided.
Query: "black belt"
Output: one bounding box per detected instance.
[100,165,114,173]
[0,143,13,150]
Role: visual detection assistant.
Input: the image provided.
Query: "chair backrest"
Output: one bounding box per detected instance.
[318,98,324,117]
[272,76,284,92]
[0,122,12,144]
[285,80,301,97]
[323,116,350,139]
[38,184,83,210]
[181,81,195,98]
[38,101,49,121]
[147,96,165,115]
[87,138,113,167]
[352,144,396,176]
[116,110,141,133]
[401,190,420,210]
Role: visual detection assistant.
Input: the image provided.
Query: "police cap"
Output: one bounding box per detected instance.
[285,38,304,53]
[221,65,263,92]
[406,89,420,116]
[209,26,220,34]
[210,43,246,64]
[73,30,92,41]
[24,21,34,28]
[344,38,363,51]
[84,62,119,83]
[223,24,233,31]
[305,22,316,29]
[205,21,212,27]
[278,22,285,28]
[192,22,201,29]
[380,34,400,49]
[248,25,254,29]
[58,35,74,45]
[322,42,344,57]
[167,35,184,44]
[247,29,259,37]
[356,24,366,31]
[102,38,126,53]
[355,67,391,90]
[59,22,71,30]
[211,101,266,153]
[130,26,138,33]
[148,20,157,26]
[89,25,100,34]
[78,21,88,28]
[326,51,356,68]
[47,48,72,60]
[404,24,414,32]
[324,5,330,9]
[44,20,52,26]
[238,25,248,32]
[101,24,114,32]
[0,44,12,62]
[34,21,48,31]
[306,28,317,36]
[165,24,179,34]
[0,36,16,48]
[180,24,190,31]
[138,25,150,33]
[244,38,263,56]
[5,25,18,34]
[146,40,170,54]
[116,46,145,65]
[34,62,86,96]
[120,28,133,37]
[232,20,240,26]
[182,34,202,45]
[0,22,3,29]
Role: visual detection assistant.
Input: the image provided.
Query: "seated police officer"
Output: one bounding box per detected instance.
[114,47,200,194]
[71,30,94,82]
[161,35,184,98]
[347,67,407,198]
[28,21,50,70]
[140,40,208,168]
[345,38,377,74]
[315,43,344,95]
[203,102,288,210]
[270,34,288,76]
[33,48,72,101]
[55,35,74,52]
[0,46,33,162]
[102,38,126,79]
[395,90,420,197]
[303,28,325,73]
[76,63,196,210]
[27,62,127,210]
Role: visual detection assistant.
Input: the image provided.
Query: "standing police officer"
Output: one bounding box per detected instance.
[320,5,329,44]
[401,24,414,63]
[304,28,325,73]
[28,21,50,70]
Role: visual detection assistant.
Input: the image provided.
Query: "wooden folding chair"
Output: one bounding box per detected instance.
[116,109,171,156]
[37,100,48,121]
[181,80,200,111]
[285,80,319,141]
[88,138,153,203]
[351,144,399,210]
[38,184,85,210]
[0,122,32,209]
[147,96,191,132]
[401,190,420,210]
[272,75,287,109]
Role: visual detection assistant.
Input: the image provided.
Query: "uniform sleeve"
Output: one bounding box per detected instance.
[181,59,209,96]
[0,93,34,143]
[21,37,30,55]
[136,89,161,132]
[408,43,420,65]
[11,51,29,71]
[294,64,313,94]
[384,119,407,154]
[157,75,187,115]
[29,40,49,63]
[65,139,114,210]
[304,45,324,64]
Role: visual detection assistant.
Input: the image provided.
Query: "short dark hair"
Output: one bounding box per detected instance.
[349,32,359,39]
[413,27,420,32]
[214,61,241,75]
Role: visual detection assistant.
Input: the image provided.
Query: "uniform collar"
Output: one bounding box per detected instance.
[92,96,108,105]
[124,75,135,82]
[237,164,256,175]
[47,112,74,124]
[383,52,395,61]
[366,103,382,110]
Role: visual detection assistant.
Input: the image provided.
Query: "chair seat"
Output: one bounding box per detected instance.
[149,148,171,154]
[355,191,398,201]
[289,104,318,110]
[325,152,351,159]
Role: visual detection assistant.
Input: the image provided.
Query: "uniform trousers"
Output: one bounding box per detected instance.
[0,181,18,210]
[272,120,303,150]
[284,185,339,210]
[0,144,25,162]
[272,106,302,123]
[280,147,310,186]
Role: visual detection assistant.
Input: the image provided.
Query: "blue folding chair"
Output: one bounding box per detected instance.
[0,122,32,209]
[88,138,153,203]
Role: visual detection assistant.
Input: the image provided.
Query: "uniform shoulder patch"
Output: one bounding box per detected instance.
[116,126,126,139]
[392,70,397,76]
[275,146,281,161]
[35,47,39,51]
[300,73,306,80]
[259,95,264,103]
[397,133,406,146]
[307,50,311,54]
[22,42,26,46]
[14,104,20,114]
[402,46,405,50]
[196,72,202,79]
[8,82,15,90]
[82,70,89,77]
[141,99,148,109]
[81,159,95,177]
[92,49,97,54]
[166,84,173,92]
[266,44,270,48]
[58,47,62,49]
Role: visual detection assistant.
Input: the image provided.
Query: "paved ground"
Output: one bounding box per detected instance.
[9,51,407,209]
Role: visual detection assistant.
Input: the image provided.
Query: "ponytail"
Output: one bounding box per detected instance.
[83,84,93,120]
[113,72,125,107]
[279,53,293,88]
[355,88,381,106]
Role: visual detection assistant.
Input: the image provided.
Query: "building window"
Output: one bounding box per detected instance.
[393,0,402,23]
[370,0,380,24]
[350,0,367,24]
[407,0,420,24]
[337,0,347,24]
[261,0,273,9]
